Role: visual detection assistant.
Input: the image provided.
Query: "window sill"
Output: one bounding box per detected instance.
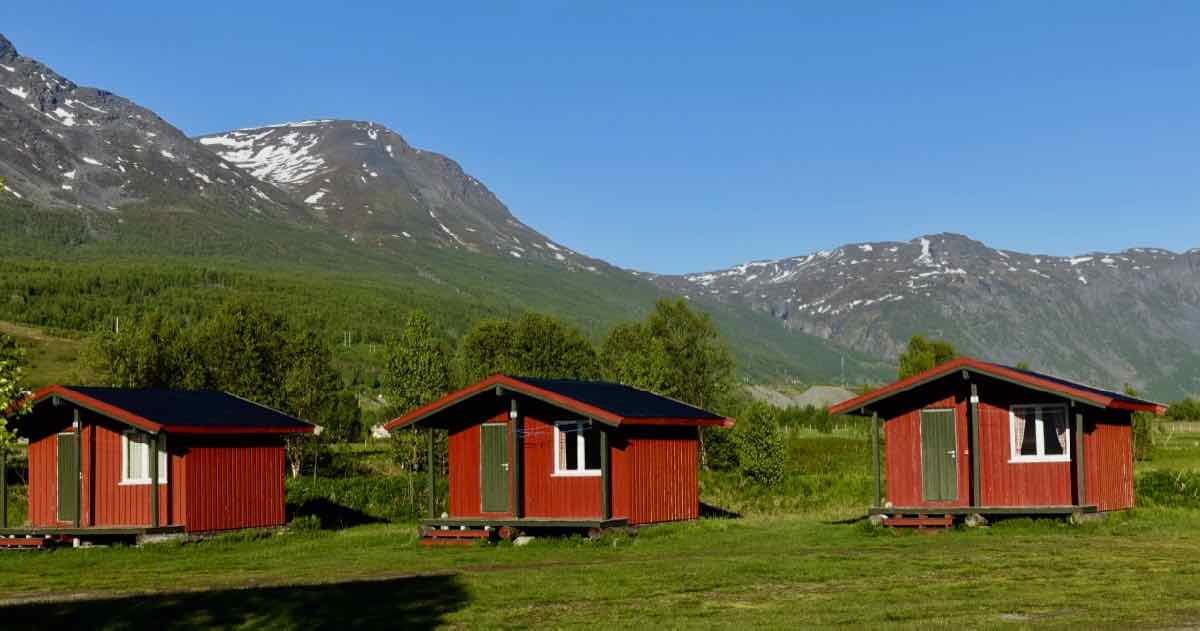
[119,479,168,486]
[1008,457,1070,464]
[551,471,602,478]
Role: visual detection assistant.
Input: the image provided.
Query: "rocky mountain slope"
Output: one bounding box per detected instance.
[653,233,1200,398]
[0,34,299,221]
[196,120,598,268]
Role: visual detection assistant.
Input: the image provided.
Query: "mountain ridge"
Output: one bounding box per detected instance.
[650,232,1200,399]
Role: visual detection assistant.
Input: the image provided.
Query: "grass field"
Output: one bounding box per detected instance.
[1,431,1198,629]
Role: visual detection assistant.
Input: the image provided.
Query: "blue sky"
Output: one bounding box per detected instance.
[4,2,1200,273]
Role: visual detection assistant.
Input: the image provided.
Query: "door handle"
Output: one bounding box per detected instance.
[502,463,509,471]
[947,450,956,459]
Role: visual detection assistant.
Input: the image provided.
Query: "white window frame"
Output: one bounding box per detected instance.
[552,420,602,477]
[1008,404,1071,463]
[120,431,168,485]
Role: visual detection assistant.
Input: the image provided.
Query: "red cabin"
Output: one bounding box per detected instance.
[2,385,312,541]
[385,375,734,543]
[830,358,1166,524]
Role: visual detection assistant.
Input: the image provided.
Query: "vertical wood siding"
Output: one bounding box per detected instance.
[624,427,698,525]
[1084,411,1134,511]
[976,379,1072,507]
[521,415,601,519]
[880,374,1134,510]
[441,397,703,525]
[25,405,71,526]
[183,438,285,532]
[88,420,181,527]
[881,378,969,508]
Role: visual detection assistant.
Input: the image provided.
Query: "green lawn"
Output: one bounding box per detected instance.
[2,509,1200,628]
[3,430,1198,629]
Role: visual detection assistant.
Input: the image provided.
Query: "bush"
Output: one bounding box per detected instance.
[1132,411,1156,461]
[735,403,785,487]
[1136,469,1200,509]
[288,514,322,532]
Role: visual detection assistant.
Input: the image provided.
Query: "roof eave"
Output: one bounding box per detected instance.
[829,358,1165,416]
[385,375,626,431]
[27,386,164,433]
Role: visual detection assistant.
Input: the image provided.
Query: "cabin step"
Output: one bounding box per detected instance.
[882,513,954,529]
[419,527,493,546]
[0,537,49,550]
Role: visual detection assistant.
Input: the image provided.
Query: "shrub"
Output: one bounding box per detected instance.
[1135,469,1200,509]
[735,403,785,487]
[288,514,322,532]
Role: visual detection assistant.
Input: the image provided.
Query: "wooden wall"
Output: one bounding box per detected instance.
[441,395,703,525]
[183,437,286,533]
[878,373,1136,511]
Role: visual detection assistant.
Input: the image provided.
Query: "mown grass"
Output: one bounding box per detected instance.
[2,430,1199,628]
[2,511,1200,628]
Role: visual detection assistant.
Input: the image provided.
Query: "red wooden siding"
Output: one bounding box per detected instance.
[975,379,1072,507]
[26,420,64,526]
[440,397,703,525]
[87,421,181,526]
[881,378,969,508]
[521,415,602,520]
[877,373,1136,511]
[624,427,699,524]
[183,438,286,532]
[1084,411,1134,511]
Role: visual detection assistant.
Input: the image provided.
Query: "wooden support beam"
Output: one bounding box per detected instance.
[871,412,881,508]
[149,432,160,528]
[1,445,7,529]
[970,383,981,507]
[427,428,436,518]
[600,428,612,521]
[1075,411,1086,506]
[511,399,524,519]
[74,409,81,529]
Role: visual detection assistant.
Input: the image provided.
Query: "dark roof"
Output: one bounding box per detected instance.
[46,386,312,433]
[385,374,734,431]
[510,376,724,420]
[1000,365,1152,407]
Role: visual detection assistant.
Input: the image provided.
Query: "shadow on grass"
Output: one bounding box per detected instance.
[287,498,386,529]
[1,573,468,630]
[699,502,741,519]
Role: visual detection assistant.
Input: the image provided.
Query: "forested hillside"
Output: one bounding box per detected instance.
[0,198,891,388]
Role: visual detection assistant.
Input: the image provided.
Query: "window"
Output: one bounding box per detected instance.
[1009,404,1070,462]
[554,421,602,476]
[122,431,167,485]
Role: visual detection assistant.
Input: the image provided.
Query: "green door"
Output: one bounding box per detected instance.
[57,433,78,523]
[920,410,958,502]
[480,424,510,513]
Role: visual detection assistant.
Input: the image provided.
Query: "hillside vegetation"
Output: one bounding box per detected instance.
[0,200,891,388]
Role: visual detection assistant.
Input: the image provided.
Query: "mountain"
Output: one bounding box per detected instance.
[651,233,1200,399]
[0,34,300,221]
[196,120,596,268]
[0,31,887,388]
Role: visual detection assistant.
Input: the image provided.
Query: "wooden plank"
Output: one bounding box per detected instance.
[1075,411,1086,506]
[970,383,981,507]
[870,505,1097,516]
[600,428,611,520]
[74,410,81,528]
[421,517,629,529]
[511,399,524,519]
[149,432,159,528]
[0,525,185,536]
[871,412,881,508]
[427,428,436,518]
[1,446,7,529]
